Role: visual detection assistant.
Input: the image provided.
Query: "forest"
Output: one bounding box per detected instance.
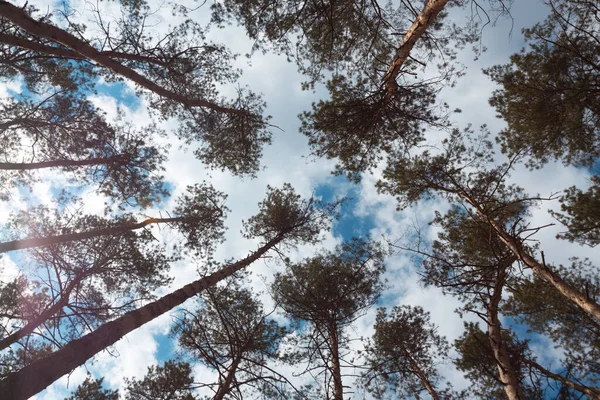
[0,0,598,399]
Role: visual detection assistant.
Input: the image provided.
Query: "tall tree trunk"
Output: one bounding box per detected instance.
[0,234,284,400]
[0,155,131,170]
[213,354,242,400]
[0,216,194,254]
[523,358,600,398]
[0,274,84,350]
[382,0,450,97]
[487,258,525,400]
[328,322,344,400]
[400,350,440,400]
[0,32,172,67]
[0,1,248,116]
[460,191,600,322]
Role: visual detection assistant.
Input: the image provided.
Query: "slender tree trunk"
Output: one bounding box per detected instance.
[0,274,84,350]
[460,191,600,322]
[0,234,283,400]
[0,155,130,170]
[0,1,248,116]
[213,354,242,400]
[328,322,344,400]
[396,349,440,400]
[382,0,450,97]
[0,32,172,67]
[401,350,440,400]
[0,216,191,254]
[523,358,600,398]
[487,259,525,400]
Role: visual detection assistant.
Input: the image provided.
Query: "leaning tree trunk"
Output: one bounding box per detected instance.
[487,259,525,400]
[523,358,600,398]
[382,0,450,96]
[0,155,131,170]
[213,354,242,400]
[0,1,246,116]
[0,234,284,400]
[0,273,84,351]
[460,191,600,322]
[0,216,193,254]
[401,350,440,400]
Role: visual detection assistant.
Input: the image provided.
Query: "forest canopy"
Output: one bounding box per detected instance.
[0,0,598,399]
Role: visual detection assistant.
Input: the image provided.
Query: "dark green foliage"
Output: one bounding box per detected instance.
[551,176,600,246]
[124,361,198,400]
[242,183,339,246]
[272,237,385,397]
[487,0,600,168]
[273,237,386,326]
[377,127,529,214]
[184,90,272,177]
[213,0,477,181]
[0,93,167,206]
[300,75,437,181]
[65,375,119,400]
[0,341,53,378]
[362,305,451,399]
[0,2,271,177]
[423,204,521,303]
[503,261,600,387]
[454,323,540,399]
[173,276,290,399]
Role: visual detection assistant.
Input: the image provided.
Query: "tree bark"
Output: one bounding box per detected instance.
[460,191,600,322]
[487,258,525,400]
[0,32,172,67]
[0,216,191,254]
[400,350,440,400]
[328,322,344,400]
[382,0,450,97]
[0,234,283,400]
[0,274,83,351]
[213,354,242,400]
[0,155,130,170]
[523,358,600,398]
[0,1,248,116]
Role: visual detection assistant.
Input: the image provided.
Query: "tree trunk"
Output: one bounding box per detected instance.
[0,234,283,400]
[0,216,191,254]
[0,1,248,116]
[0,274,84,350]
[328,322,344,400]
[382,0,450,96]
[0,155,131,170]
[487,259,525,400]
[460,191,600,322]
[213,354,242,400]
[523,358,600,398]
[401,350,440,400]
[0,32,172,67]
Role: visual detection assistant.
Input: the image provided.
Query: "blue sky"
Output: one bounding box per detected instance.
[0,0,597,398]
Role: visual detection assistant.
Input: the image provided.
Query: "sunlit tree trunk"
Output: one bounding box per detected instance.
[382,0,450,96]
[0,216,195,254]
[487,261,524,400]
[460,191,600,322]
[0,1,246,116]
[0,233,284,400]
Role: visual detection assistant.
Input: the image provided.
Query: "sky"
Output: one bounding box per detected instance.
[0,0,598,398]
